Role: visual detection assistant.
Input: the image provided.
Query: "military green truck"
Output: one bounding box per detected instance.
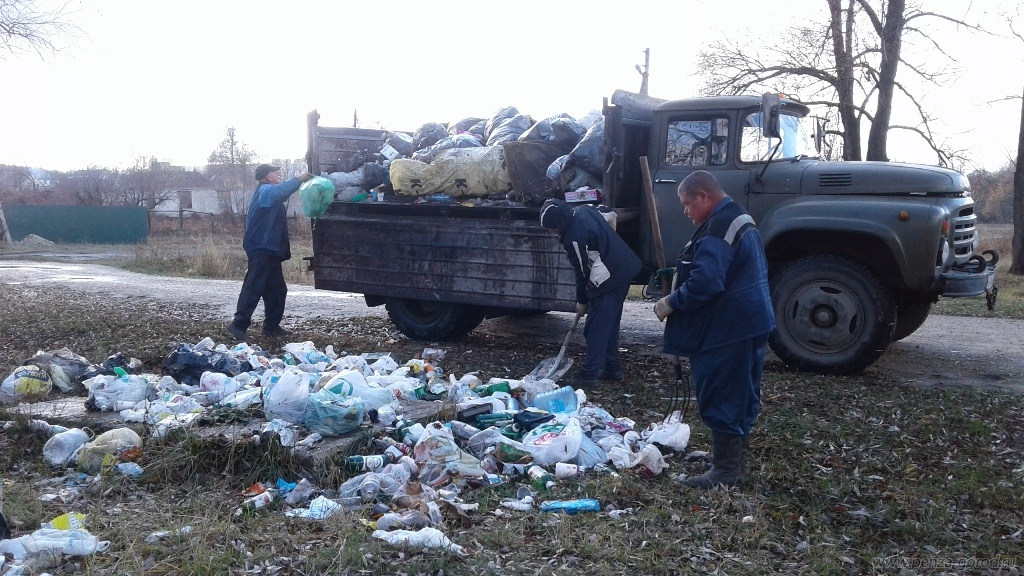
[305,90,997,375]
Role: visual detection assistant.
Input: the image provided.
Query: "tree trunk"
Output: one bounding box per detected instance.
[1012,85,1024,275]
[865,0,906,162]
[829,0,862,160]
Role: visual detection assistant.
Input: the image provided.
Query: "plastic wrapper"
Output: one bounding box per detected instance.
[641,410,691,452]
[303,388,364,436]
[411,134,482,164]
[485,114,533,147]
[389,146,512,197]
[413,122,448,151]
[299,176,336,218]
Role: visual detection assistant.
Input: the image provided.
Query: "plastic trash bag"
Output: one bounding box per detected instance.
[641,410,691,452]
[569,118,605,176]
[486,114,534,147]
[362,162,390,190]
[573,433,609,468]
[411,134,482,164]
[520,416,583,466]
[161,343,242,388]
[413,421,461,465]
[76,427,143,474]
[86,372,151,412]
[383,131,414,157]
[300,176,336,218]
[327,165,364,190]
[608,442,668,475]
[322,369,395,411]
[485,106,520,141]
[1,364,52,404]
[448,117,484,136]
[390,146,512,197]
[261,367,310,423]
[413,122,448,151]
[28,348,90,389]
[9,527,110,558]
[303,388,364,436]
[371,527,467,556]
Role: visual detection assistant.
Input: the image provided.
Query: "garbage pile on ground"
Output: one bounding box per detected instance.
[1,338,693,564]
[321,105,606,208]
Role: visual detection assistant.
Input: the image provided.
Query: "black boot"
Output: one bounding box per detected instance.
[682,431,744,488]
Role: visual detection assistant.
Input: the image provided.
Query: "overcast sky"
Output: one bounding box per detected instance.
[2,0,1021,172]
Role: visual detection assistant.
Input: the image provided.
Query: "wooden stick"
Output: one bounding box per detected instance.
[639,157,670,294]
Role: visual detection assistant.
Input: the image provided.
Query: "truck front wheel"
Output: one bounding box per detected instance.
[384,298,485,341]
[769,256,896,375]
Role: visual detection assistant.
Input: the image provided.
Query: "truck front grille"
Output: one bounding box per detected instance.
[951,206,976,258]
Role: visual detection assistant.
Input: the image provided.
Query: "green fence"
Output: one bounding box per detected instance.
[3,205,149,244]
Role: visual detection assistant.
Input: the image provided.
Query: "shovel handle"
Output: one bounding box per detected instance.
[561,310,583,349]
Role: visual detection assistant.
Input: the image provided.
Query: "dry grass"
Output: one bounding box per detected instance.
[1,280,1024,575]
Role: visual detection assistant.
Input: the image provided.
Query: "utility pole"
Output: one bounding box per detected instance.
[636,48,650,95]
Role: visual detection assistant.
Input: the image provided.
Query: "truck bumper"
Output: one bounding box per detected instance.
[941,263,997,298]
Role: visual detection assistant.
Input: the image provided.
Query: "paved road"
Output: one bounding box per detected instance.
[2,259,1022,392]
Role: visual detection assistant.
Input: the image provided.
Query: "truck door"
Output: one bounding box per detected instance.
[738,109,804,224]
[650,114,750,260]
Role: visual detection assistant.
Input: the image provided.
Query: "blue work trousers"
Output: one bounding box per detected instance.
[578,283,630,379]
[232,250,287,331]
[688,334,768,436]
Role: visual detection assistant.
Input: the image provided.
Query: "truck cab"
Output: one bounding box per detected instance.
[604,91,996,373]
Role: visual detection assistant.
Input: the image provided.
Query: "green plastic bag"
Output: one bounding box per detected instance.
[299,176,336,218]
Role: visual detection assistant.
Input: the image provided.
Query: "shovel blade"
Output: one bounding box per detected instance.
[526,355,573,383]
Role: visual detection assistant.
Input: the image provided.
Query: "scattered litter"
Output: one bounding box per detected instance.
[143,526,193,543]
[371,527,467,556]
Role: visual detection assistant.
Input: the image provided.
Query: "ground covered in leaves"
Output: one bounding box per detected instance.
[2,282,1024,575]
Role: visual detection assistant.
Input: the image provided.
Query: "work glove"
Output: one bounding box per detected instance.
[576,302,588,316]
[654,296,674,322]
[299,172,314,183]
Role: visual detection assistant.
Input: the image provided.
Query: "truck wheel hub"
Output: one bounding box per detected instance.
[811,305,838,328]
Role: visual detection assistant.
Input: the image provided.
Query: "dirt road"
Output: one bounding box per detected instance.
[2,258,1021,392]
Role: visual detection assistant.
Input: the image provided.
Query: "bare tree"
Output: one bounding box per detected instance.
[698,0,979,166]
[207,127,258,214]
[1010,15,1024,275]
[0,0,79,57]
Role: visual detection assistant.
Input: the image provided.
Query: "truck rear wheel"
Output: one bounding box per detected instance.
[769,256,895,374]
[385,298,484,341]
[893,297,932,341]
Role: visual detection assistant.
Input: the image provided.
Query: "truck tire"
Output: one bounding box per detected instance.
[385,298,484,341]
[892,297,932,341]
[769,256,895,375]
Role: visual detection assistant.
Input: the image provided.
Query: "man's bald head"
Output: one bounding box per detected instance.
[678,170,726,200]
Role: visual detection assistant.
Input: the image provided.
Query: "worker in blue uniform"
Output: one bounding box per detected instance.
[541,198,641,387]
[228,164,312,341]
[654,170,775,488]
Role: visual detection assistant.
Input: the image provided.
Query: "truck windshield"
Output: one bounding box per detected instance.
[740,112,818,162]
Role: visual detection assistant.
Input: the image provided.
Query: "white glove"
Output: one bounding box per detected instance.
[654,297,674,321]
[576,302,588,315]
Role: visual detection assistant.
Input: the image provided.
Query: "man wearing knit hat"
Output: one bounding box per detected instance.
[540,198,641,387]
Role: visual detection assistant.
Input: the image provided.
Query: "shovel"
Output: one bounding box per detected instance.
[526,310,583,382]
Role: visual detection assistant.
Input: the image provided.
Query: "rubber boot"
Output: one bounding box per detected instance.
[682,431,744,488]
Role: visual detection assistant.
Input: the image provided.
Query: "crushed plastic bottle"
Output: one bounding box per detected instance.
[234,490,277,516]
[532,386,578,414]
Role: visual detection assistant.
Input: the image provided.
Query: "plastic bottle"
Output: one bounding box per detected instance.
[426,193,453,204]
[346,454,388,472]
[539,498,601,514]
[448,420,482,441]
[234,490,277,516]
[42,427,91,467]
[527,465,555,490]
[359,475,381,502]
[532,386,578,414]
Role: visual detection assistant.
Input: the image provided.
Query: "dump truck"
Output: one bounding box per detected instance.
[305,90,997,375]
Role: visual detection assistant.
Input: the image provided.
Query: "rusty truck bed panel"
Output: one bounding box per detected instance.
[311,202,578,311]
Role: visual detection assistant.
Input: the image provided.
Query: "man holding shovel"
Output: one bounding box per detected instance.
[540,199,641,388]
[653,171,774,488]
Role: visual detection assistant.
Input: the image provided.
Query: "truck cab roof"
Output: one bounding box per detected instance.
[656,95,810,117]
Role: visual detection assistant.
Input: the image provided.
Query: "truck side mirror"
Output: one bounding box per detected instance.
[814,117,825,154]
[761,93,782,139]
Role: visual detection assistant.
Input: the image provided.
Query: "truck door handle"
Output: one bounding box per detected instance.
[655,179,677,184]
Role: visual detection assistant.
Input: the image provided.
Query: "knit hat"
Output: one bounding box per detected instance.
[540,198,574,235]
